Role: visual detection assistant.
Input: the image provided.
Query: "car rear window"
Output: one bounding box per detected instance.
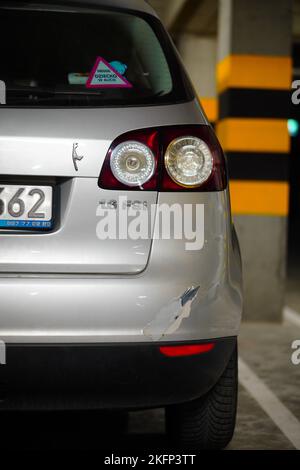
[0,4,193,107]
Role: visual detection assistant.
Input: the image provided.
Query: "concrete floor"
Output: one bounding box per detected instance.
[0,321,299,450]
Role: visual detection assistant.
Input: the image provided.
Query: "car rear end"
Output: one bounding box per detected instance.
[0,0,242,448]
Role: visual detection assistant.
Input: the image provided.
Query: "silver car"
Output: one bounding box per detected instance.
[0,0,242,449]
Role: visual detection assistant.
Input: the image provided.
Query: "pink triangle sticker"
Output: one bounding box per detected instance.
[86,57,132,89]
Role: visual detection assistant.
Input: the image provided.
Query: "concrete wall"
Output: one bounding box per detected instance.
[177,34,218,124]
[216,0,292,321]
[234,216,287,321]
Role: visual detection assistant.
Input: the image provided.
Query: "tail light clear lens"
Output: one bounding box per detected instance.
[110,141,156,187]
[164,136,213,188]
[98,125,227,191]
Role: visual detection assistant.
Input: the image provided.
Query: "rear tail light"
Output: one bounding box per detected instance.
[159,342,215,357]
[110,141,156,187]
[164,136,213,188]
[98,125,227,191]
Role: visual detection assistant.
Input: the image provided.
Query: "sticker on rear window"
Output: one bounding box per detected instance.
[86,57,132,89]
[0,80,6,104]
[68,62,127,86]
[68,73,89,85]
[109,61,127,76]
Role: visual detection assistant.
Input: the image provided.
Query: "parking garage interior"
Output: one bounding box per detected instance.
[1,0,300,453]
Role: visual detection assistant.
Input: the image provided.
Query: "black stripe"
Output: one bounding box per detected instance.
[293,43,300,68]
[226,152,289,181]
[219,88,291,119]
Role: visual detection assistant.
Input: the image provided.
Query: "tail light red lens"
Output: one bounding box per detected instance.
[159,342,215,357]
[98,125,227,191]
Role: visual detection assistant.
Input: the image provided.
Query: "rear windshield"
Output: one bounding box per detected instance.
[0,4,193,107]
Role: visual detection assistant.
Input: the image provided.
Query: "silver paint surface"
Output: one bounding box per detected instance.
[0,189,242,343]
[0,4,242,344]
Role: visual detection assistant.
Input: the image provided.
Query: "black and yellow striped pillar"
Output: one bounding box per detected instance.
[217,55,291,215]
[216,0,292,321]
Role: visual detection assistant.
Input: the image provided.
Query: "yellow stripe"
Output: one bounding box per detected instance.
[216,118,290,153]
[200,97,218,122]
[217,55,292,93]
[230,180,289,216]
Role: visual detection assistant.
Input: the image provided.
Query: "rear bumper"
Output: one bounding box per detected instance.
[0,338,236,410]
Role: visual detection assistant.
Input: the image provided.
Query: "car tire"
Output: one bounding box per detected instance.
[165,344,238,450]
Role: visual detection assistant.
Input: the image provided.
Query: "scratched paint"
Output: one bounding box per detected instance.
[143,286,200,341]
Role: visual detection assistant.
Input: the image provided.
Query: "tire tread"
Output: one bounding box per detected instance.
[166,345,238,450]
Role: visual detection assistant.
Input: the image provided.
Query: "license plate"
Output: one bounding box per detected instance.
[0,185,53,229]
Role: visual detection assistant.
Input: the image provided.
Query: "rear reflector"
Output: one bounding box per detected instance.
[159,342,215,357]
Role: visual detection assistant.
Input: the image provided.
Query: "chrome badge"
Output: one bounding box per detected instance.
[72,143,84,171]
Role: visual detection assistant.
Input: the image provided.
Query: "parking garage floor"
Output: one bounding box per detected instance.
[0,319,300,451]
[129,321,300,451]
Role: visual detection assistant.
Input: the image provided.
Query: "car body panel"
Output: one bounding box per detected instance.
[0,100,207,274]
[0,190,242,343]
[0,182,158,274]
[2,0,160,17]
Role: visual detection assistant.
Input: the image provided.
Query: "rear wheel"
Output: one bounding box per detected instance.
[165,345,238,450]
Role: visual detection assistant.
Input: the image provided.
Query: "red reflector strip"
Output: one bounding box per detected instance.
[159,343,215,357]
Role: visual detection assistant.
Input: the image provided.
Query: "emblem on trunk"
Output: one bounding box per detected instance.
[72,143,84,171]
